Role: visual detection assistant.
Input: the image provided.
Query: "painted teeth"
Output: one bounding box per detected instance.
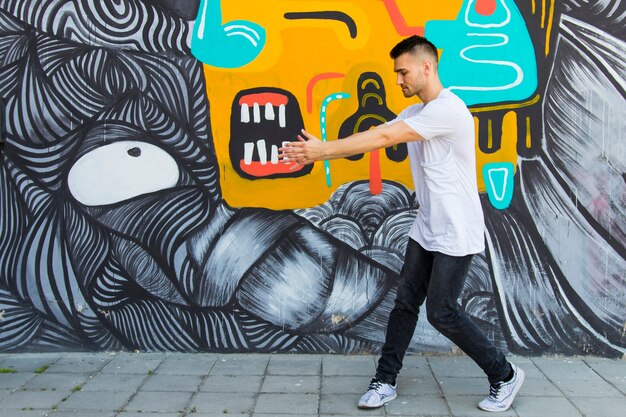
[253,103,261,123]
[241,103,250,123]
[240,102,287,128]
[256,139,267,164]
[278,104,286,127]
[243,141,285,165]
[243,142,254,165]
[265,103,274,120]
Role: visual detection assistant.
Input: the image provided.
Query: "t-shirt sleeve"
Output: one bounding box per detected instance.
[402,100,458,140]
[385,105,418,126]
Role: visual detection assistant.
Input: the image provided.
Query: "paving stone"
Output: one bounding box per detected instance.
[513,396,583,417]
[445,395,517,417]
[532,357,597,380]
[209,356,269,376]
[428,357,484,379]
[81,373,146,392]
[254,393,319,415]
[190,392,255,414]
[155,356,215,375]
[0,388,69,409]
[45,354,110,374]
[398,356,434,378]
[141,374,203,391]
[319,415,386,417]
[124,390,193,413]
[515,372,563,397]
[23,372,90,391]
[49,411,116,417]
[549,373,622,397]
[117,413,183,417]
[568,396,626,417]
[0,388,12,400]
[384,393,449,416]
[99,355,166,375]
[319,393,384,415]
[437,377,486,397]
[254,415,317,417]
[322,356,376,376]
[200,374,263,393]
[0,356,61,373]
[192,413,248,417]
[261,375,320,394]
[322,376,371,395]
[56,390,132,411]
[267,357,322,376]
[0,372,35,390]
[115,411,182,417]
[1,410,49,417]
[396,376,442,396]
[584,358,626,395]
[167,352,221,360]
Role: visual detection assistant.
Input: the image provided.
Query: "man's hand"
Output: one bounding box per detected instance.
[279,129,325,168]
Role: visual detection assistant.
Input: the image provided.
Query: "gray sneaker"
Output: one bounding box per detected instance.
[357,378,397,408]
[478,363,525,412]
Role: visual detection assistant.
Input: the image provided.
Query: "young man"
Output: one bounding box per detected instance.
[281,35,524,412]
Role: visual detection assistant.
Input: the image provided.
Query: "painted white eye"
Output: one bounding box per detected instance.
[68,141,180,206]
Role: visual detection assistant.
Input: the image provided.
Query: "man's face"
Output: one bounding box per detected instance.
[394,53,425,98]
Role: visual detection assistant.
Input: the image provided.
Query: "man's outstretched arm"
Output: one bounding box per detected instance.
[280,121,423,166]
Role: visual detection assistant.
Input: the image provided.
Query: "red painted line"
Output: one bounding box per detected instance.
[306,73,345,113]
[239,93,288,107]
[369,149,382,195]
[382,0,424,36]
[239,160,303,176]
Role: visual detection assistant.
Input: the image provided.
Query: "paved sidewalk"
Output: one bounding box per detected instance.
[0,352,624,417]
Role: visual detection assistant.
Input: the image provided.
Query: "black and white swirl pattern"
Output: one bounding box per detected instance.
[0,0,193,52]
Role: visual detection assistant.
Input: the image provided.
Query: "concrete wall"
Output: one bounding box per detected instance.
[0,0,624,356]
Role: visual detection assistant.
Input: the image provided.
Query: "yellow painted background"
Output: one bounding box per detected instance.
[203,0,518,209]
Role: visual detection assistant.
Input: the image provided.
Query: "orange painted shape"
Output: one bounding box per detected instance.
[476,0,497,15]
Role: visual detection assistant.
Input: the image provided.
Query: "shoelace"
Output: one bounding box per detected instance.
[489,382,502,399]
[368,379,384,391]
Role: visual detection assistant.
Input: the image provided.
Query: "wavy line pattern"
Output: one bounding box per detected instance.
[0,0,192,53]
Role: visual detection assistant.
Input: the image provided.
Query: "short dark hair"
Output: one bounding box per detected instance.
[390,35,438,62]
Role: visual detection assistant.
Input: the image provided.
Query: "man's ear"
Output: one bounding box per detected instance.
[423,59,432,74]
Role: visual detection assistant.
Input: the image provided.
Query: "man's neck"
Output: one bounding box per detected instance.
[418,82,445,105]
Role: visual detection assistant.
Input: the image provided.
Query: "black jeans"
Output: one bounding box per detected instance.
[376,238,510,385]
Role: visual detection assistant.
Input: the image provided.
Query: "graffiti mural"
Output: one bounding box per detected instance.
[0,0,624,357]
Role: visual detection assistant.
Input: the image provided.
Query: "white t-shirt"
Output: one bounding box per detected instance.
[389,89,485,256]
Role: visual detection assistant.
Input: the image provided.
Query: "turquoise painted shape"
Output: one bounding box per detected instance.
[191,0,266,68]
[426,0,537,105]
[483,162,515,209]
[320,93,351,187]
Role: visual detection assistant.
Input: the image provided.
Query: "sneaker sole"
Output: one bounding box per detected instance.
[357,393,397,409]
[478,368,526,412]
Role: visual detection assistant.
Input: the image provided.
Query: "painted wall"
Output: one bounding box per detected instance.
[0,0,624,356]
